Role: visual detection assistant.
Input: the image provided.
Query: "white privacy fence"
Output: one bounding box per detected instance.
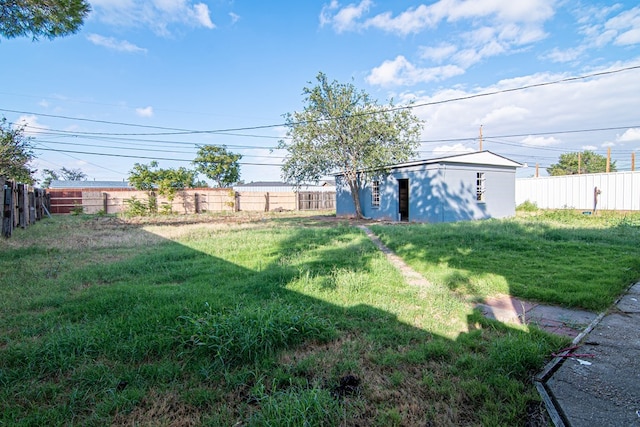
[516,171,640,211]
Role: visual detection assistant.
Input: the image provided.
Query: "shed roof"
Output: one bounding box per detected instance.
[334,151,522,176]
[234,181,292,188]
[393,151,522,169]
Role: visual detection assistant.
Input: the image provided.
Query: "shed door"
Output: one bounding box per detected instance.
[398,179,409,221]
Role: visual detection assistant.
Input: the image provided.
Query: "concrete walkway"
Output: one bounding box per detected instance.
[539,282,640,427]
[359,225,640,427]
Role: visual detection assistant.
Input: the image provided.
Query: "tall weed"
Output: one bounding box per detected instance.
[175,301,336,367]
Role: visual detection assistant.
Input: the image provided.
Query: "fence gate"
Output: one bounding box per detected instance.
[298,192,335,210]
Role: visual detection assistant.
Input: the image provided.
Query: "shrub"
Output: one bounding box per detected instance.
[70,203,84,216]
[516,200,538,212]
[123,196,149,217]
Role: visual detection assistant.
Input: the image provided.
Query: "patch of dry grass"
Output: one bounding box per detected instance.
[112,390,202,427]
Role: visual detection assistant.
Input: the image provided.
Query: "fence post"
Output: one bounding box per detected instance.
[28,190,36,224]
[265,192,270,212]
[0,178,4,228]
[17,184,26,228]
[3,180,14,238]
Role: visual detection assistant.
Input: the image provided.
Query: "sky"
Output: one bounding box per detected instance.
[1,0,640,185]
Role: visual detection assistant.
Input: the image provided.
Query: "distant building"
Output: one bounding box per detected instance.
[233,181,336,193]
[48,180,133,189]
[335,151,522,223]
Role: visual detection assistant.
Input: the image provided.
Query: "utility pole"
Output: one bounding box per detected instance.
[578,152,581,174]
[479,125,483,151]
[535,163,539,178]
[606,147,611,173]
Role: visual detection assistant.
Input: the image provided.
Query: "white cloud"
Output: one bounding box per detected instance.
[419,43,457,63]
[617,128,640,142]
[602,141,616,147]
[521,135,560,146]
[90,0,216,35]
[38,99,50,108]
[192,3,215,29]
[321,0,555,38]
[431,143,475,156]
[364,4,436,35]
[577,5,640,49]
[582,145,598,150]
[355,1,558,86]
[135,106,154,117]
[366,55,464,86]
[542,47,585,63]
[616,28,640,45]
[87,33,147,53]
[320,0,371,33]
[397,60,640,170]
[14,115,47,136]
[229,12,240,25]
[606,6,640,46]
[476,106,530,126]
[453,39,506,68]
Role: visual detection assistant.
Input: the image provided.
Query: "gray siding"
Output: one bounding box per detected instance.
[337,161,516,223]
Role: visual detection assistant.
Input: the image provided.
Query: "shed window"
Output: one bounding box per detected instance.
[476,172,486,202]
[372,180,380,208]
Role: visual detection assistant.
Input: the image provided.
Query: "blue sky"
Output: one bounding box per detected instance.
[1,0,639,184]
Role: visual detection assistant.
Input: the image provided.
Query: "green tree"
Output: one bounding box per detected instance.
[41,169,59,188]
[547,151,616,176]
[128,161,197,213]
[278,72,423,218]
[193,145,242,188]
[60,166,86,181]
[42,166,87,187]
[1,0,90,40]
[0,117,34,183]
[0,0,91,40]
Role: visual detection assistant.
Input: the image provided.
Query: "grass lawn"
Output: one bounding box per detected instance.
[0,210,636,426]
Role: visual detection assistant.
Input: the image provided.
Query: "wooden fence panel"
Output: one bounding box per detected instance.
[46,188,335,215]
[298,192,335,210]
[1,178,48,237]
[48,190,82,214]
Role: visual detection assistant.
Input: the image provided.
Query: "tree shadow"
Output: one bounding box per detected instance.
[0,215,569,426]
[369,216,640,312]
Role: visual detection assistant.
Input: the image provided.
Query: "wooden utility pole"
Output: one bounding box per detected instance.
[479,125,483,151]
[606,147,611,173]
[535,163,539,178]
[578,152,581,174]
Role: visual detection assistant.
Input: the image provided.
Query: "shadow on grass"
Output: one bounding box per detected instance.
[369,215,640,311]
[0,214,567,426]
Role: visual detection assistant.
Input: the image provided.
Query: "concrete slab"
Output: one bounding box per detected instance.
[544,283,640,426]
[475,295,597,338]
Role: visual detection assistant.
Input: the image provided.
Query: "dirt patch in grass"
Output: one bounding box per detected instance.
[276,335,480,426]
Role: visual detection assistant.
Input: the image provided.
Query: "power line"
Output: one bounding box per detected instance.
[3,65,639,136]
[33,146,284,167]
[34,142,129,175]
[401,65,640,112]
[33,139,286,159]
[20,124,285,140]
